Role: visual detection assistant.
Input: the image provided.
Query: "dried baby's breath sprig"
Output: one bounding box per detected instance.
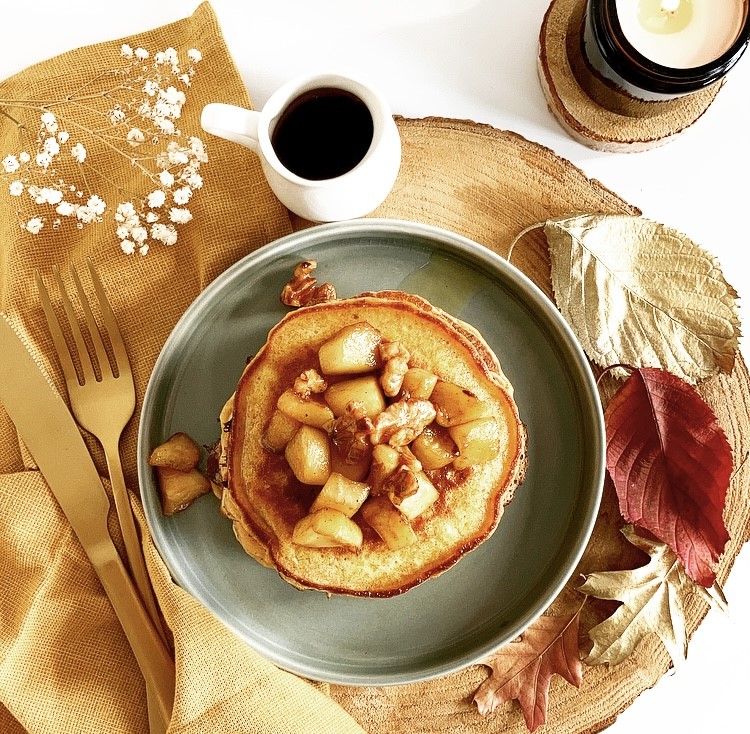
[0,43,207,255]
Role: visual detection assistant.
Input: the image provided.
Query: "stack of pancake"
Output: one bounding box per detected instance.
[214,290,527,597]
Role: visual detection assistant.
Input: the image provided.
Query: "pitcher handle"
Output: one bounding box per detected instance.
[201,103,261,152]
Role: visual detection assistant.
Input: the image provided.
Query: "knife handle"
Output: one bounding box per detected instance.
[94,539,175,727]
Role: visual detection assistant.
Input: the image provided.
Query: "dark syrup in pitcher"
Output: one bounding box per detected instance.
[271,88,374,180]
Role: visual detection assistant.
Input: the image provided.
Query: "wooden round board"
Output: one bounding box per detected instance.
[314,116,750,733]
[537,0,723,152]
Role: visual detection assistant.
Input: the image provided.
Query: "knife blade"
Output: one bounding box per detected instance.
[0,313,174,725]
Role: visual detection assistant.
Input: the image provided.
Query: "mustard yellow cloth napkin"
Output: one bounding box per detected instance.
[0,3,364,732]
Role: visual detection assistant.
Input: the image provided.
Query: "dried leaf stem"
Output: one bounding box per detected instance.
[505,221,546,264]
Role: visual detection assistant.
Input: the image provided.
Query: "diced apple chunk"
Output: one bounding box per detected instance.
[390,471,439,520]
[431,379,490,427]
[148,432,202,471]
[448,416,501,469]
[292,508,363,548]
[262,409,301,453]
[366,444,401,493]
[277,388,334,428]
[400,368,438,400]
[285,425,331,485]
[311,472,370,517]
[156,466,211,515]
[323,375,386,418]
[411,424,457,470]
[318,322,383,375]
[361,496,417,549]
[330,443,372,482]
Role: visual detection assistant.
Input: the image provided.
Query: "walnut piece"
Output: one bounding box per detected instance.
[369,398,437,447]
[280,260,337,307]
[330,401,374,463]
[378,340,410,397]
[293,368,327,398]
[382,465,420,501]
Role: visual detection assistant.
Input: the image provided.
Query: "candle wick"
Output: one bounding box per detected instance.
[660,0,681,13]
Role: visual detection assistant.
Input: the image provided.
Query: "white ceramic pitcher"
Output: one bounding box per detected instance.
[201,73,401,222]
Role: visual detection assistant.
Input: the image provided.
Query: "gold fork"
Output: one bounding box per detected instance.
[36,260,172,730]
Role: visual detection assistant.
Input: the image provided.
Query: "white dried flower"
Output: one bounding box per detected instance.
[167,148,189,166]
[127,128,145,146]
[43,137,60,158]
[169,207,192,224]
[56,201,75,216]
[76,204,97,224]
[147,189,166,207]
[87,195,106,215]
[162,86,185,107]
[25,217,44,234]
[155,117,176,135]
[109,107,126,125]
[71,143,87,163]
[115,202,138,223]
[41,112,59,134]
[155,151,170,170]
[154,48,179,67]
[35,151,53,169]
[184,172,203,189]
[173,186,192,204]
[120,239,136,254]
[151,222,177,245]
[2,44,206,255]
[189,136,208,162]
[143,79,159,97]
[2,155,20,173]
[131,225,148,243]
[38,187,63,205]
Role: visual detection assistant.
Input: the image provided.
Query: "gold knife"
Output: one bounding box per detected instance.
[0,313,174,728]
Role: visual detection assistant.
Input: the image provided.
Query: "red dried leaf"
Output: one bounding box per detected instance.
[604,367,732,586]
[473,610,582,731]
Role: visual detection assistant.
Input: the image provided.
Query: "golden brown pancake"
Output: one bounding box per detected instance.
[215,291,527,597]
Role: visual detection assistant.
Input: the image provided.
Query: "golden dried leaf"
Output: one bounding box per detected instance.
[545,214,741,383]
[578,526,726,667]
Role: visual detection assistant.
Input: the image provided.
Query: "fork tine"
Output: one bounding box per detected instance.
[86,258,132,380]
[72,263,113,381]
[53,265,98,386]
[35,270,80,387]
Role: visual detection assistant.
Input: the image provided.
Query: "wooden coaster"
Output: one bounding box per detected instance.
[537,0,724,152]
[324,116,750,733]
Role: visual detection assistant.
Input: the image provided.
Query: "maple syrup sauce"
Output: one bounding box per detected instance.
[271,88,374,180]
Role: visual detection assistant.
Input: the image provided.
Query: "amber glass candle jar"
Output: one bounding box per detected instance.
[584,0,750,100]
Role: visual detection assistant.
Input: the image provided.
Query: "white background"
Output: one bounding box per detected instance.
[1,1,748,732]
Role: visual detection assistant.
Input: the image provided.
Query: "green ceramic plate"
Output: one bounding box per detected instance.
[138,219,604,685]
